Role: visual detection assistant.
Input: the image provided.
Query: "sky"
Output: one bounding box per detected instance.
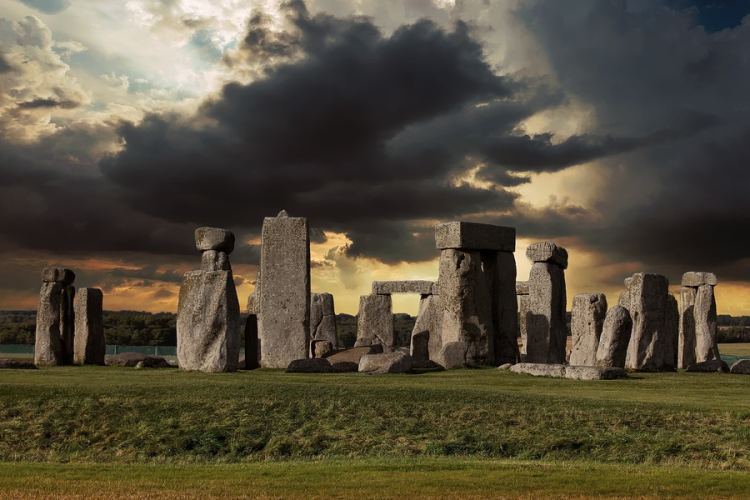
[1,0,749,316]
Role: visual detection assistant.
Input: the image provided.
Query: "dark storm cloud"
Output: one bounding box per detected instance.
[17,98,79,109]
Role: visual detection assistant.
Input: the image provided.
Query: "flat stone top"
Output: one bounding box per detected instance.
[516,281,529,295]
[372,281,436,295]
[434,221,515,251]
[77,288,103,298]
[682,271,718,287]
[195,227,235,253]
[42,267,75,285]
[525,241,568,269]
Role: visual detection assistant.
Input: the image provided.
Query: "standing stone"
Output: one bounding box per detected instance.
[694,284,720,363]
[525,261,567,364]
[247,292,259,315]
[678,286,697,369]
[34,267,76,366]
[569,293,607,366]
[259,212,311,368]
[73,288,105,365]
[595,305,632,368]
[245,314,259,370]
[519,295,530,356]
[411,294,443,362]
[354,294,394,352]
[410,330,430,366]
[438,249,494,366]
[625,273,674,371]
[482,251,520,365]
[310,293,337,350]
[665,294,680,367]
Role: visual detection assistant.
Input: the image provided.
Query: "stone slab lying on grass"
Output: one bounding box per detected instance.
[686,359,729,373]
[730,359,750,374]
[509,363,627,380]
[324,345,383,365]
[359,352,413,374]
[135,357,172,369]
[0,359,37,369]
[286,358,333,373]
[105,352,171,367]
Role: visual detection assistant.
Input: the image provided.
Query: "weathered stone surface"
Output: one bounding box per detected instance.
[410,329,429,366]
[510,363,566,378]
[519,295,530,355]
[625,273,675,371]
[438,341,468,369]
[435,222,515,252]
[618,289,630,309]
[311,340,333,358]
[331,361,359,372]
[483,251,520,366]
[247,292,259,314]
[259,214,310,368]
[665,294,680,368]
[201,250,231,271]
[694,284,720,363]
[0,359,37,369]
[177,270,241,372]
[525,262,567,364]
[569,293,607,366]
[372,280,436,295]
[438,249,494,366]
[42,267,75,285]
[106,352,170,367]
[686,359,729,373]
[516,281,529,295]
[195,227,235,253]
[730,359,750,374]
[359,352,413,374]
[497,363,513,370]
[244,314,259,370]
[324,345,383,366]
[34,281,73,366]
[525,242,568,269]
[411,294,443,362]
[595,305,632,368]
[624,277,633,288]
[510,363,627,380]
[286,358,333,373]
[310,293,337,349]
[73,288,105,365]
[678,286,697,369]
[682,272,718,287]
[354,294,394,352]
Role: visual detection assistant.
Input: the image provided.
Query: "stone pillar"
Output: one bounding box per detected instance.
[595,305,632,368]
[310,293,337,351]
[516,282,529,356]
[482,251,520,365]
[569,293,607,366]
[694,284,720,363]
[411,294,441,365]
[678,286,697,369]
[34,267,75,366]
[624,273,675,371]
[259,211,311,368]
[524,242,568,364]
[73,288,105,365]
[354,294,394,352]
[177,227,241,372]
[680,272,720,366]
[245,314,259,370]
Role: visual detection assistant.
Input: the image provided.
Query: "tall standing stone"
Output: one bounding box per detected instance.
[177,227,241,372]
[411,294,442,364]
[694,284,720,363]
[524,242,568,364]
[569,293,607,366]
[259,211,311,368]
[245,314,259,370]
[625,273,675,371]
[678,286,697,369]
[35,267,75,366]
[595,305,632,368]
[310,293,337,350]
[73,288,105,365]
[354,294,394,352]
[482,251,520,365]
[517,282,530,356]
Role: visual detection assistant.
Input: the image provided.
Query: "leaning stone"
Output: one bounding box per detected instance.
[354,294,394,352]
[372,281,436,295]
[244,314,259,370]
[42,267,75,285]
[73,288,105,365]
[177,270,241,372]
[625,273,674,371]
[34,281,65,366]
[678,286,697,369]
[310,293,338,349]
[311,340,333,358]
[510,363,566,378]
[359,352,413,374]
[286,358,333,373]
[434,222,515,251]
[569,293,607,366]
[0,359,37,369]
[525,242,568,269]
[201,250,231,272]
[730,359,750,375]
[682,272,718,287]
[595,305,632,369]
[525,262,567,364]
[438,249,494,366]
[195,227,235,253]
[564,366,628,380]
[438,341,469,369]
[686,359,729,373]
[516,281,529,295]
[694,284,720,363]
[410,330,430,366]
[482,250,520,366]
[259,214,310,368]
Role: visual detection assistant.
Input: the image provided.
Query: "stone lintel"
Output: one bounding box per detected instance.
[434,222,515,252]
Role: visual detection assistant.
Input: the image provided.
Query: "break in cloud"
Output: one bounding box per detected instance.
[0,0,749,313]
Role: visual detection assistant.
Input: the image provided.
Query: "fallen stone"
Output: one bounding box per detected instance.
[681,272,718,287]
[324,345,383,366]
[286,358,333,373]
[678,286,697,369]
[516,281,529,295]
[106,352,170,368]
[73,288,105,365]
[525,242,568,269]
[244,314,259,370]
[730,359,750,375]
[434,221,515,252]
[201,250,231,271]
[510,363,627,380]
[372,280,436,295]
[311,340,333,358]
[510,363,566,378]
[625,273,675,371]
[686,359,729,373]
[694,284,720,363]
[569,293,607,366]
[195,227,235,253]
[354,294,394,352]
[310,293,338,349]
[0,359,37,369]
[358,352,413,374]
[331,361,359,372]
[42,267,75,285]
[525,261,567,364]
[595,305,632,369]
[482,250,520,366]
[438,341,469,369]
[497,363,513,370]
[135,357,172,369]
